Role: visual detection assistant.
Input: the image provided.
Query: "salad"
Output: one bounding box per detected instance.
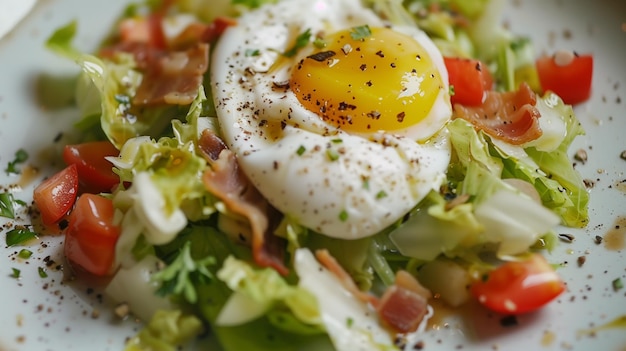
[12,0,595,350]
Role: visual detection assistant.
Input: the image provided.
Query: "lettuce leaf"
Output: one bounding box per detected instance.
[524,93,589,227]
[124,310,203,351]
[215,256,323,334]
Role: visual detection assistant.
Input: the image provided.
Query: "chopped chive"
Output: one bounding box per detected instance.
[313,38,327,48]
[245,48,260,57]
[18,249,32,259]
[38,267,48,278]
[449,85,456,96]
[613,278,623,291]
[346,317,354,328]
[296,145,306,156]
[376,190,388,199]
[6,228,38,247]
[339,210,349,222]
[0,193,16,219]
[11,268,20,279]
[326,149,340,161]
[331,138,343,144]
[350,25,372,40]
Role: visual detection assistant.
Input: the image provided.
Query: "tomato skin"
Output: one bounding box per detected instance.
[444,57,493,106]
[33,164,79,226]
[63,141,120,193]
[536,53,593,105]
[65,194,120,276]
[470,254,565,314]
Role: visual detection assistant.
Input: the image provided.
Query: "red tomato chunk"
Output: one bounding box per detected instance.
[470,254,565,315]
[33,164,79,226]
[65,193,121,276]
[536,52,593,105]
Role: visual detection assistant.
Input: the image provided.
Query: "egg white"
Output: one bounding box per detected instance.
[211,0,451,239]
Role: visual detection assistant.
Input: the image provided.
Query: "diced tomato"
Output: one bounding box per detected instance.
[536,52,593,105]
[444,57,493,106]
[470,254,565,315]
[33,164,79,226]
[65,194,121,276]
[63,141,120,193]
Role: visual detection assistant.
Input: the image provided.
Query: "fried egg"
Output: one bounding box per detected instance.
[211,0,452,239]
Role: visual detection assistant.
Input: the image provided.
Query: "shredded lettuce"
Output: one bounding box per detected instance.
[294,249,399,351]
[215,256,323,334]
[124,310,203,351]
[524,93,589,227]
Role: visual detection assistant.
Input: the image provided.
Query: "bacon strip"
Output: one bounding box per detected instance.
[199,130,288,275]
[132,43,209,106]
[453,82,543,145]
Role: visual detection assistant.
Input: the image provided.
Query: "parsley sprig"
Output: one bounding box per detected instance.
[283,28,312,57]
[5,149,28,175]
[350,25,372,40]
[152,241,216,304]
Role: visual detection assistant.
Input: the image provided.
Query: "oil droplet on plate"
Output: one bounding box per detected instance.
[541,330,556,347]
[615,179,626,194]
[577,315,626,337]
[17,164,39,188]
[604,216,626,251]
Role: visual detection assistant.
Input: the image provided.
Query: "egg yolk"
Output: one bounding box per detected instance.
[291,26,444,134]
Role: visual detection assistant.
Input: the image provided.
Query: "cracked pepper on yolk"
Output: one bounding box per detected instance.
[290,26,443,134]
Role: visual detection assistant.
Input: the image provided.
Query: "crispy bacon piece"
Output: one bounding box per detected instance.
[98,10,237,107]
[132,43,209,106]
[453,82,543,145]
[377,271,431,333]
[199,130,288,275]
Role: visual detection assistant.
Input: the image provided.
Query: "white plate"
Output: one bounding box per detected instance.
[0,1,625,350]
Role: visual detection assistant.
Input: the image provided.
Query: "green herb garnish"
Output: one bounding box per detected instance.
[5,149,28,174]
[6,228,38,247]
[339,210,349,222]
[245,48,261,57]
[376,190,388,199]
[350,25,372,40]
[11,268,20,279]
[152,241,215,304]
[283,28,312,57]
[326,149,340,161]
[0,193,16,219]
[18,249,32,259]
[232,0,275,9]
[613,278,623,291]
[313,38,327,49]
[38,267,48,278]
[296,145,306,156]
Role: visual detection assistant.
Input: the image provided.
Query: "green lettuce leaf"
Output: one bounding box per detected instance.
[524,93,589,227]
[124,310,203,351]
[215,256,323,334]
